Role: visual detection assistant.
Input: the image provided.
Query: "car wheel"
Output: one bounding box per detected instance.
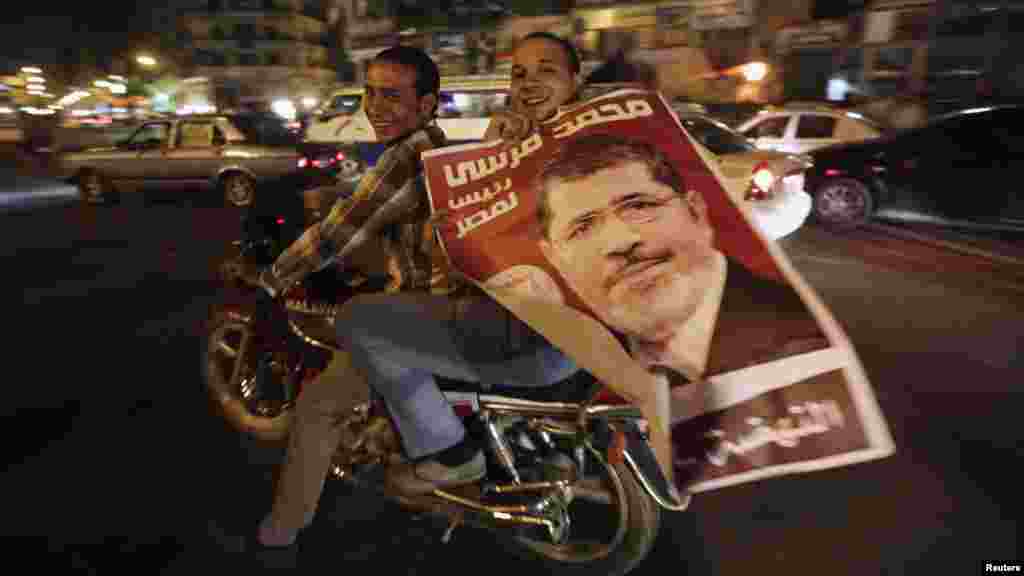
[813,177,874,229]
[222,172,256,208]
[78,169,109,205]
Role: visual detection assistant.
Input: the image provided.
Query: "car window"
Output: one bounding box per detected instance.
[836,117,879,140]
[438,90,508,119]
[743,116,789,138]
[680,117,757,155]
[325,94,362,116]
[229,114,299,146]
[177,121,216,148]
[127,122,170,147]
[990,109,1024,151]
[796,115,837,139]
[905,113,995,158]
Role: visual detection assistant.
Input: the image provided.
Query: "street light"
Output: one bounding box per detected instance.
[137,55,157,67]
[21,66,42,75]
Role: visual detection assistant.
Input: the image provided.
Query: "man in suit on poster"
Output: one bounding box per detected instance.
[534,133,832,383]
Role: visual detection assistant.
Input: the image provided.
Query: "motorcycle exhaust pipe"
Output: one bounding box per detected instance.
[385,488,563,543]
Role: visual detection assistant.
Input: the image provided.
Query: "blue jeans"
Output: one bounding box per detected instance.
[336,291,578,459]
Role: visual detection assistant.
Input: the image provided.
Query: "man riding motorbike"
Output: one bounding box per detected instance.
[246,43,583,556]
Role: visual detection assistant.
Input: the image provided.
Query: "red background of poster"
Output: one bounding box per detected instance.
[424,90,785,320]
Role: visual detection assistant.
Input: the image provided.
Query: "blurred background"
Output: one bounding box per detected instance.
[3,0,1020,147]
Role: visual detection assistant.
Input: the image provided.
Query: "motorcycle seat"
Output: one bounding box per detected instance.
[435,370,601,404]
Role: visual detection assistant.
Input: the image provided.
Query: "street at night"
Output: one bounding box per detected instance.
[3,146,1019,574]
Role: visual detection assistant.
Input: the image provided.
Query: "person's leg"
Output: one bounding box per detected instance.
[336,291,577,461]
[258,349,369,545]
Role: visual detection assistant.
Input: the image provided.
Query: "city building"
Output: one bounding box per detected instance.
[171,0,345,114]
[784,0,1024,108]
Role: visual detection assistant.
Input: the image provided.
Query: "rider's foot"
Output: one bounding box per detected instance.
[240,518,299,569]
[386,440,486,496]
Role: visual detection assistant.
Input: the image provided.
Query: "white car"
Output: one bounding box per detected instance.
[735,105,883,154]
[675,112,814,241]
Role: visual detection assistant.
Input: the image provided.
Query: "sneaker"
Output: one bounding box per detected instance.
[385,451,486,496]
[240,531,299,570]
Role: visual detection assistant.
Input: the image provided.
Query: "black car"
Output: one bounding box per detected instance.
[804,105,1024,231]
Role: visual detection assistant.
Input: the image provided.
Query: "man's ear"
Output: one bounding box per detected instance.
[420,93,438,120]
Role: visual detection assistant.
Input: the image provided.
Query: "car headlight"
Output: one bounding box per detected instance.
[746,161,775,201]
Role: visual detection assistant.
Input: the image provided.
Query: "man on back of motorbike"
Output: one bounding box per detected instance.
[248,39,586,554]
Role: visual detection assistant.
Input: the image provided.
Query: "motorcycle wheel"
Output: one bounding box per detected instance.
[201,304,293,443]
[511,456,661,576]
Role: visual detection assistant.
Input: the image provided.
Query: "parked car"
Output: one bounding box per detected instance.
[735,103,883,154]
[804,105,1024,231]
[672,108,814,240]
[56,113,301,207]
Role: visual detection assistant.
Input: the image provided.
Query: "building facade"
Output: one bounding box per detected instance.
[171,0,344,112]
[776,0,1024,107]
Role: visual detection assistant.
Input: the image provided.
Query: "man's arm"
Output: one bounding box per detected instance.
[258,126,446,297]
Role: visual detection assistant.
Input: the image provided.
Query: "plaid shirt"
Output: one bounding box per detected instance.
[259,125,459,297]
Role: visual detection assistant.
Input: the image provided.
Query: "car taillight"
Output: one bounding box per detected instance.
[297,157,309,168]
[276,218,285,225]
[746,161,775,201]
[335,151,345,161]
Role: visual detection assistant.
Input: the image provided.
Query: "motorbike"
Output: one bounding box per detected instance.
[201,179,691,575]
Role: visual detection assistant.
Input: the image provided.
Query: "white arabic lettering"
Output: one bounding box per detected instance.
[703,400,846,468]
[448,178,512,210]
[443,134,543,188]
[455,191,519,238]
[552,99,656,139]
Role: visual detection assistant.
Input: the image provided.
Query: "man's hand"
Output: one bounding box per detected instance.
[484,110,536,142]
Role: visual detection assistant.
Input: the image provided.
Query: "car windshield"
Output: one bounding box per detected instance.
[679,117,757,155]
[325,94,362,116]
[230,114,299,146]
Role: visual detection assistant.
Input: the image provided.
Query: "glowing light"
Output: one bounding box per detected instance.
[94,79,111,88]
[27,76,45,84]
[302,97,318,109]
[21,67,42,74]
[742,62,768,83]
[272,99,297,120]
[137,55,157,67]
[827,77,850,101]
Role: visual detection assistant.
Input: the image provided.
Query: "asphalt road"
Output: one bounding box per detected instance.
[2,147,1020,574]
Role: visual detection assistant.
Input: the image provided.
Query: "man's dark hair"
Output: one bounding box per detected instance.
[521,32,581,75]
[372,45,441,114]
[534,134,686,240]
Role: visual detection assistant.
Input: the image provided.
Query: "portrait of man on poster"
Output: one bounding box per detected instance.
[533,133,831,383]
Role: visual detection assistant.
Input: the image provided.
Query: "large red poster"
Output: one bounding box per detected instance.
[422,89,894,494]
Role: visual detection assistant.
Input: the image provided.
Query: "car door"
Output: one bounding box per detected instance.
[989,108,1024,225]
[739,115,793,153]
[792,113,840,153]
[164,119,223,186]
[117,121,172,185]
[888,113,1005,224]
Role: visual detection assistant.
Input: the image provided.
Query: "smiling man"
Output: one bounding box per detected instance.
[484,31,581,141]
[535,134,830,381]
